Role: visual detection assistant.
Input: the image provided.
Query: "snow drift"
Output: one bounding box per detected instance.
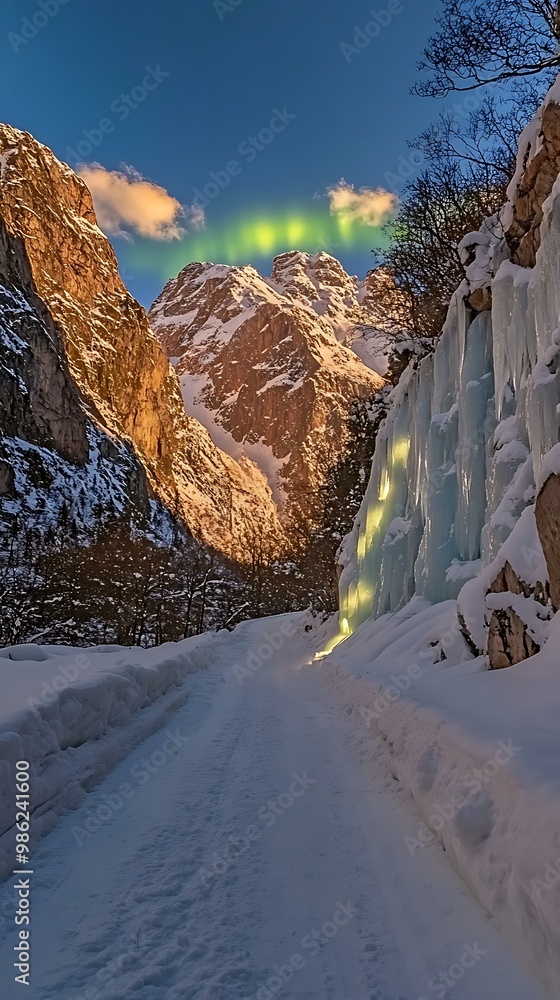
[320,602,560,996]
[0,634,223,880]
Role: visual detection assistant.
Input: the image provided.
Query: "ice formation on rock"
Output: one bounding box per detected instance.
[339,83,560,652]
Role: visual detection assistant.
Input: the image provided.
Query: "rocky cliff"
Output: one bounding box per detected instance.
[338,75,560,671]
[0,125,282,554]
[149,252,385,512]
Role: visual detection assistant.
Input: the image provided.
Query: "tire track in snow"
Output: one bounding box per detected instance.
[0,618,550,1000]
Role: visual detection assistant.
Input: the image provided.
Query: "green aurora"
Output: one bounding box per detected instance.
[129,206,388,282]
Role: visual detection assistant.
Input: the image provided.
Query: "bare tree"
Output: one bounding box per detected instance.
[414,0,560,96]
[414,82,543,190]
[377,160,505,336]
[374,74,546,339]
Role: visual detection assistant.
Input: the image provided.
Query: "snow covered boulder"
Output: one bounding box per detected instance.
[457,507,552,667]
[487,603,540,669]
[486,559,548,669]
[458,229,494,313]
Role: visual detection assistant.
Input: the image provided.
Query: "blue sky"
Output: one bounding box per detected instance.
[3,0,443,305]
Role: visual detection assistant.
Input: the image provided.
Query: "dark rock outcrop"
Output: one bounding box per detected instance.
[487,608,540,670]
[486,560,548,669]
[535,472,560,611]
[468,285,492,315]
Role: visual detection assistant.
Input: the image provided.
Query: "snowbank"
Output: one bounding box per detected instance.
[319,602,560,995]
[328,71,560,996]
[0,634,223,879]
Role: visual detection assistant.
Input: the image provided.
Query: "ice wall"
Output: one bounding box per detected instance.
[339,139,560,636]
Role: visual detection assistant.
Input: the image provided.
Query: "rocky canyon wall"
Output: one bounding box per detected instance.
[0,124,282,556]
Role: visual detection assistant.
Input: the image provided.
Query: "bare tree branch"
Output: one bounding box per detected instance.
[414,0,560,96]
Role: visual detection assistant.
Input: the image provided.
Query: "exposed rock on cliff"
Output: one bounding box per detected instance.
[536,472,560,611]
[487,607,540,669]
[0,218,88,466]
[0,124,282,554]
[507,96,560,268]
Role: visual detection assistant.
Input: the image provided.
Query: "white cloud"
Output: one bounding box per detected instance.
[327,180,398,227]
[78,163,204,241]
[183,201,206,232]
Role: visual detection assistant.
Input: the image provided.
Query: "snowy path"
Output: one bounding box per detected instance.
[0,618,549,999]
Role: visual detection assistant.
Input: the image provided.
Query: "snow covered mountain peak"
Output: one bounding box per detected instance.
[270,251,410,340]
[150,253,386,512]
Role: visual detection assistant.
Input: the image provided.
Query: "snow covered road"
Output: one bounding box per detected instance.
[0,617,550,999]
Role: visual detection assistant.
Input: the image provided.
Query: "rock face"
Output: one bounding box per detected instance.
[484,451,560,672]
[536,473,560,610]
[269,254,406,364]
[149,252,385,512]
[507,99,560,268]
[0,124,282,554]
[487,608,540,669]
[0,218,89,467]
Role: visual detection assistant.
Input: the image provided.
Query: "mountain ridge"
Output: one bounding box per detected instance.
[149,251,387,513]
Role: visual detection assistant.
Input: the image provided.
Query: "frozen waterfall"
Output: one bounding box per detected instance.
[339,179,560,636]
